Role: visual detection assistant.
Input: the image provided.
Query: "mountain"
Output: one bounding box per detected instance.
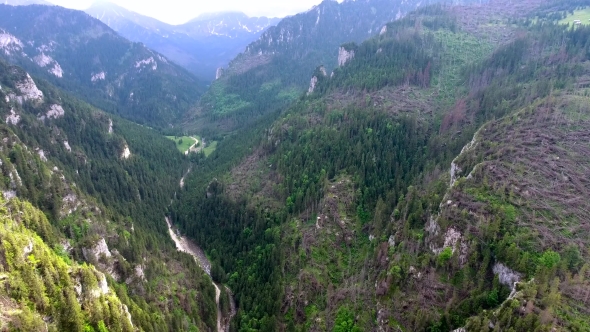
[184,0,481,135]
[171,0,590,330]
[181,11,280,39]
[0,4,205,129]
[0,58,223,331]
[85,2,280,81]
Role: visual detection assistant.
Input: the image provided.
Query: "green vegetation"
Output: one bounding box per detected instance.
[0,197,134,332]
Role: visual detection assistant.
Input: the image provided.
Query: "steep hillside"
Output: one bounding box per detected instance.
[86,2,280,81]
[0,60,220,331]
[184,0,481,135]
[0,4,205,128]
[171,1,590,330]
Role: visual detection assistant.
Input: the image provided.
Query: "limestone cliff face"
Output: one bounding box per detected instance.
[14,73,44,103]
[216,67,225,80]
[308,65,327,94]
[338,47,355,67]
[308,76,319,94]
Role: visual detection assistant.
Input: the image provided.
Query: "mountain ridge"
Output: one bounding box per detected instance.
[0,4,205,128]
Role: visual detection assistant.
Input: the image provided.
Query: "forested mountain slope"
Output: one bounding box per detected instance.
[86,2,280,81]
[184,0,481,135]
[0,4,205,129]
[0,196,135,331]
[0,59,220,331]
[171,0,590,330]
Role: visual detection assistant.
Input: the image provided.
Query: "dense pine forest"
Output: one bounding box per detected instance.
[0,0,590,331]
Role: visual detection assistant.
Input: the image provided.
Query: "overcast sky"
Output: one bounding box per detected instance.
[48,0,334,25]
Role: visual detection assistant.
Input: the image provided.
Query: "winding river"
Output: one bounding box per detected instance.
[165,216,235,332]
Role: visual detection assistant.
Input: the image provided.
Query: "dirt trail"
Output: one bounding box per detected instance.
[185,137,199,156]
[165,217,234,331]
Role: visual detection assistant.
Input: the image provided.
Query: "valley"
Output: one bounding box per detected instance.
[0,0,590,331]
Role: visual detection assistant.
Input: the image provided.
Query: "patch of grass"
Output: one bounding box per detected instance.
[203,141,218,157]
[559,8,590,26]
[166,136,199,153]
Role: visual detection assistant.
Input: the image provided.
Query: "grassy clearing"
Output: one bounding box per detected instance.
[203,141,218,157]
[166,136,199,153]
[559,8,590,26]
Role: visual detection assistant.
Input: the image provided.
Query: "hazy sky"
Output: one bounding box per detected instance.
[48,0,332,25]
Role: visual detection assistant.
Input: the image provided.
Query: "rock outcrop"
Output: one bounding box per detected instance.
[33,53,63,78]
[135,57,157,71]
[0,32,23,55]
[493,262,522,287]
[5,109,20,125]
[338,46,355,67]
[308,76,319,94]
[83,238,112,262]
[308,65,328,94]
[45,104,65,119]
[216,67,225,80]
[15,74,44,103]
[121,144,131,159]
[91,72,106,82]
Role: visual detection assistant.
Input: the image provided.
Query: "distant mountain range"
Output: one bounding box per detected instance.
[85,2,281,80]
[2,0,51,4]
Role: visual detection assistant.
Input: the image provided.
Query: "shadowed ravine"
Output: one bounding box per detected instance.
[165,216,236,332]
